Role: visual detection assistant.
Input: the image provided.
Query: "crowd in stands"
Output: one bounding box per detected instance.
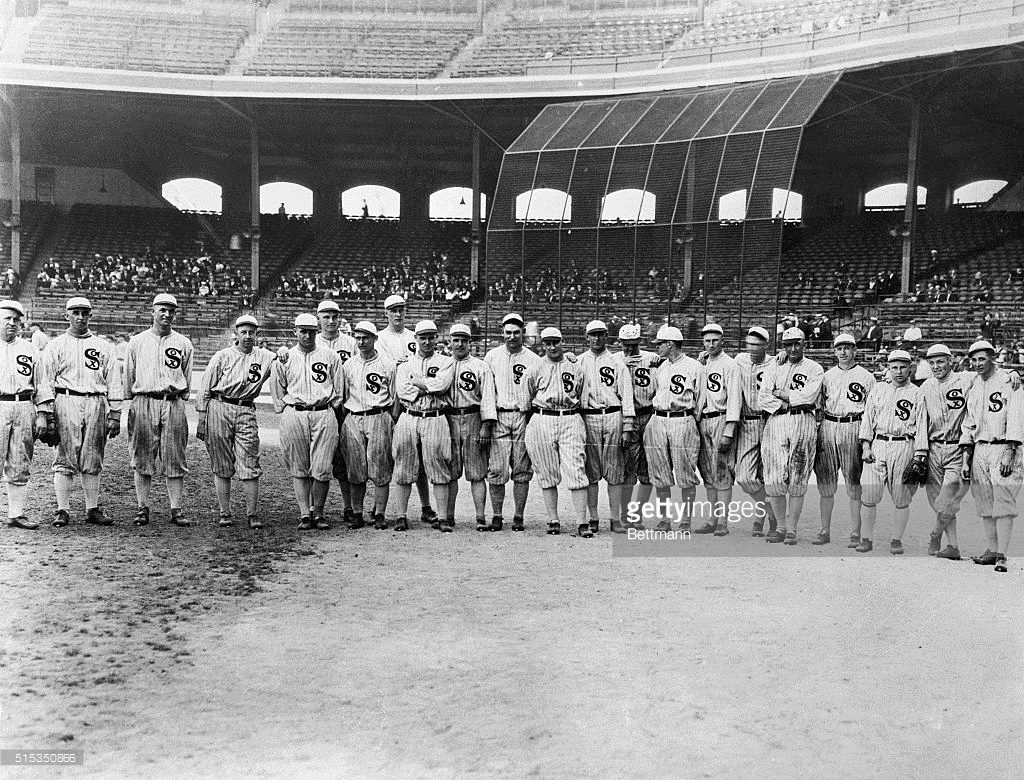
[489,266,634,304]
[1,267,20,296]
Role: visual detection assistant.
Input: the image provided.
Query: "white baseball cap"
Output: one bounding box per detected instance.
[383,294,406,310]
[887,349,913,363]
[501,312,525,328]
[782,327,805,342]
[449,323,472,338]
[414,319,438,335]
[747,326,770,342]
[618,324,641,341]
[317,299,341,314]
[153,293,178,308]
[540,327,563,341]
[234,314,259,328]
[352,320,377,337]
[701,323,724,336]
[926,343,952,358]
[0,299,26,318]
[968,339,996,355]
[66,296,92,311]
[653,325,684,343]
[585,319,607,334]
[833,333,856,347]
[294,313,319,329]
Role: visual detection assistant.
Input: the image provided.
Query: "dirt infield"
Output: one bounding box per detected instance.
[1,411,1022,779]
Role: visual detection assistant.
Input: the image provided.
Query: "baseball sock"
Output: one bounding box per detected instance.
[944,516,959,548]
[819,493,835,531]
[54,473,75,511]
[787,495,805,532]
[6,483,27,518]
[292,478,312,517]
[982,516,998,550]
[242,479,259,516]
[338,479,352,512]
[541,487,559,524]
[488,483,505,518]
[374,482,390,516]
[310,479,329,516]
[849,496,863,535]
[80,473,100,510]
[352,482,368,515]
[512,481,529,518]
[431,483,449,520]
[586,483,599,522]
[214,477,232,515]
[892,506,911,541]
[393,483,412,518]
[133,472,152,508]
[860,504,877,541]
[571,488,588,527]
[447,480,459,518]
[606,483,622,523]
[470,481,486,519]
[996,516,1013,554]
[167,477,184,510]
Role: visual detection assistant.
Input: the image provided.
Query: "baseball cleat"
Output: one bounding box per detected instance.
[218,513,233,528]
[927,531,942,556]
[935,545,961,560]
[298,516,312,530]
[972,549,1000,565]
[247,514,263,529]
[890,539,904,555]
[783,531,798,545]
[487,517,504,532]
[577,523,593,539]
[629,520,647,531]
[348,513,365,530]
[374,514,388,530]
[421,508,438,526]
[429,516,442,530]
[511,516,525,532]
[766,530,786,543]
[751,521,765,537]
[8,516,39,530]
[170,508,190,527]
[546,521,560,535]
[52,509,70,528]
[440,518,455,533]
[610,518,627,534]
[713,524,729,537]
[314,515,330,530]
[855,538,873,554]
[343,508,355,525]
[476,518,489,532]
[994,555,1008,573]
[588,519,600,536]
[85,507,112,526]
[655,519,671,532]
[394,517,409,532]
[692,522,717,535]
[812,530,830,545]
[133,506,150,526]
[847,533,860,548]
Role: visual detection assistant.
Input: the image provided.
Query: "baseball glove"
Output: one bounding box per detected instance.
[38,415,60,447]
[902,457,928,485]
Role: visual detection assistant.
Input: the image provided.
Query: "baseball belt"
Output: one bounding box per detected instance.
[348,406,387,416]
[446,405,481,417]
[55,387,103,397]
[290,402,330,412]
[770,405,815,416]
[976,439,1008,445]
[741,413,762,421]
[875,434,909,442]
[496,407,521,413]
[929,438,961,445]
[212,394,254,408]
[534,408,578,416]
[654,409,693,418]
[824,412,862,423]
[701,410,725,419]
[406,409,443,418]
[138,391,183,401]
[0,391,33,402]
[579,406,622,416]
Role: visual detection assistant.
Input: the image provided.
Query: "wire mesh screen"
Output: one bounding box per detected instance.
[484,73,839,351]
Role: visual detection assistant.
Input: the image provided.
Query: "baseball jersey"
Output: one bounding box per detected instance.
[579,348,636,424]
[526,356,584,410]
[124,328,194,398]
[651,353,705,414]
[270,345,344,412]
[859,381,929,452]
[343,350,397,413]
[317,332,357,365]
[485,345,542,412]
[195,345,275,412]
[378,327,417,364]
[701,352,742,421]
[38,331,124,412]
[758,357,824,414]
[959,370,1024,446]
[819,364,875,416]
[734,352,771,416]
[621,349,660,410]
[0,336,40,402]
[449,355,498,420]
[396,352,455,412]
[921,371,976,442]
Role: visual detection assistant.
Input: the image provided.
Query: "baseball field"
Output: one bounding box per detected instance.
[1,408,1021,779]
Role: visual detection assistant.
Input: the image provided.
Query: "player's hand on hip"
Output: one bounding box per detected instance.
[861,443,875,464]
[196,414,207,442]
[999,447,1016,477]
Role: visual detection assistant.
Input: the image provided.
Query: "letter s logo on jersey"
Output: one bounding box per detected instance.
[988,392,1005,413]
[426,366,439,378]
[791,374,807,391]
[945,388,965,410]
[600,366,615,387]
[366,372,384,395]
[895,399,913,421]
[16,354,32,376]
[459,371,477,392]
[754,368,765,391]
[634,367,651,388]
[846,382,865,404]
[84,348,101,371]
[562,373,575,393]
[669,375,686,395]
[407,342,417,354]
[513,363,526,385]
[338,350,351,364]
[707,373,722,393]
[164,348,183,370]
[310,362,328,384]
[248,363,263,384]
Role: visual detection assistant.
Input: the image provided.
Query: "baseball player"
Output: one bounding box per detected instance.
[341,320,398,530]
[316,299,357,523]
[195,315,275,529]
[270,313,344,530]
[959,339,1022,573]
[378,294,437,526]
[644,325,705,532]
[37,296,122,528]
[392,320,455,532]
[857,349,929,554]
[124,293,194,527]
[484,312,541,532]
[524,327,589,537]
[812,333,875,546]
[579,320,635,535]
[920,343,975,559]
[758,326,824,544]
[695,323,742,536]
[0,300,47,530]
[733,326,777,537]
[445,322,497,531]
[617,323,659,530]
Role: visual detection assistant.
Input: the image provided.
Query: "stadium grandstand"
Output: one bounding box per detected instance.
[1,0,1023,365]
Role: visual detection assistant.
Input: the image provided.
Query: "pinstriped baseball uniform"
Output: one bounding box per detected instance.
[124,328,194,478]
[317,332,357,365]
[38,331,123,477]
[377,328,417,365]
[448,355,497,482]
[485,344,541,485]
[342,350,397,486]
[196,345,274,480]
[394,352,455,485]
[859,381,929,509]
[524,355,587,490]
[644,353,705,490]
[733,352,771,495]
[580,348,635,485]
[698,352,742,490]
[814,364,874,497]
[0,337,41,486]
[270,346,343,482]
[921,371,975,516]
[758,357,823,498]
[959,370,1024,518]
[622,349,660,484]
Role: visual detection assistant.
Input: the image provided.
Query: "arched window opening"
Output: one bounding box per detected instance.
[601,189,655,224]
[429,187,487,221]
[162,178,221,214]
[342,185,401,220]
[515,188,572,223]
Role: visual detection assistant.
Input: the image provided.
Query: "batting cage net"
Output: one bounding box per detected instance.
[483,73,839,350]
